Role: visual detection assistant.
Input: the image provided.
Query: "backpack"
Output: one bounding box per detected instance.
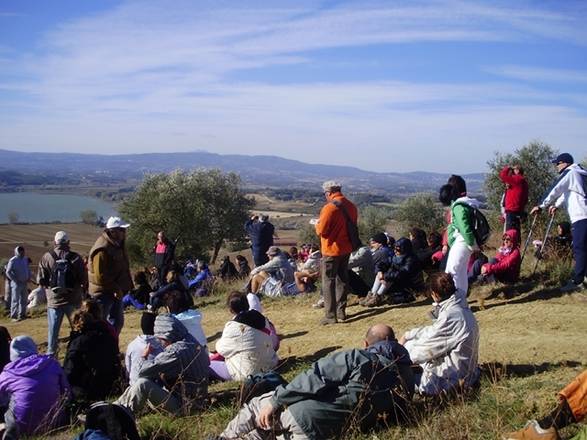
[454,202,491,246]
[331,200,362,251]
[239,371,288,404]
[49,251,77,289]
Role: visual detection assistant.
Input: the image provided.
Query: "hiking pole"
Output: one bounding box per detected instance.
[532,213,555,276]
[520,213,538,265]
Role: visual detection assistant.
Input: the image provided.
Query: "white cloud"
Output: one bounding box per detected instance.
[487,65,587,83]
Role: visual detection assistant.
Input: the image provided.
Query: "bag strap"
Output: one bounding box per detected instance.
[331,200,354,224]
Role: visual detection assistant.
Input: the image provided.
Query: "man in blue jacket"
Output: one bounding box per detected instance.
[245,215,275,267]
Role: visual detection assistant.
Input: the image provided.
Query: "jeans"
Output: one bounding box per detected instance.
[47,304,75,355]
[9,282,27,320]
[96,295,124,334]
[571,219,587,284]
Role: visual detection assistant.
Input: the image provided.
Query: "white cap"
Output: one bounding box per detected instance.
[54,231,70,244]
[105,216,130,229]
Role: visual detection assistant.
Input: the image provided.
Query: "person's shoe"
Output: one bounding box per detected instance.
[560,280,583,293]
[364,294,384,307]
[319,317,337,326]
[312,297,324,309]
[502,420,559,440]
[336,312,347,322]
[358,292,374,306]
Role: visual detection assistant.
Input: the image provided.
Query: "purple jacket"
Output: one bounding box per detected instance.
[0,354,69,435]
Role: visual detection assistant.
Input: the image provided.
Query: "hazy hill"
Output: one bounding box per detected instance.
[0,149,485,195]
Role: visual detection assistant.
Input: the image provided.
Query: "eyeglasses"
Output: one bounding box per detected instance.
[503,237,512,242]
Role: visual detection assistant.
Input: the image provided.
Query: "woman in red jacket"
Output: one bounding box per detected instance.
[499,165,529,233]
[480,229,521,284]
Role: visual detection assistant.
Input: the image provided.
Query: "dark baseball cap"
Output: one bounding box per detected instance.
[551,153,574,164]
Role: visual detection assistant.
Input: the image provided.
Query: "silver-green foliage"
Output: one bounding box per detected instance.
[394,193,444,235]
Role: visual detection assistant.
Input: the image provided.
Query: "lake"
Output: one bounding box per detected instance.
[0,192,117,224]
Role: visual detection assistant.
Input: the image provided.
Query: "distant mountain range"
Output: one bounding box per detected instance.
[0,149,485,196]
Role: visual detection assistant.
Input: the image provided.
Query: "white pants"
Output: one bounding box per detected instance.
[445,235,472,304]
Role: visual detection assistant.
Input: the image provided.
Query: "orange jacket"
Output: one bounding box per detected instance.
[315,192,358,257]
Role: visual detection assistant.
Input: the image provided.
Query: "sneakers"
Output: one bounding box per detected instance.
[560,280,584,293]
[363,294,384,307]
[312,297,324,309]
[502,420,559,440]
[358,292,375,306]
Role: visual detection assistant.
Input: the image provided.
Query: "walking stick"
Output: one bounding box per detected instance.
[532,213,555,276]
[520,213,538,265]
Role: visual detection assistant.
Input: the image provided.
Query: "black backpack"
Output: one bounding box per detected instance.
[331,200,362,251]
[49,251,77,289]
[239,371,288,404]
[454,202,491,246]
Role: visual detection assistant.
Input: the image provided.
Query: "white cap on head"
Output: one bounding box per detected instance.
[54,231,69,244]
[106,216,130,229]
[322,180,342,192]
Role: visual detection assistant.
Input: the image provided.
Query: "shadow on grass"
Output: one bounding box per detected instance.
[277,345,342,375]
[471,285,569,313]
[480,360,583,381]
[343,298,431,324]
[279,330,308,340]
[206,331,222,345]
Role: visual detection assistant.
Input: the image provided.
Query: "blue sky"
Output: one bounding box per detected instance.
[1,0,586,173]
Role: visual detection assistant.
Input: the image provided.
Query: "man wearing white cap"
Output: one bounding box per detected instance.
[88,216,134,333]
[37,230,87,356]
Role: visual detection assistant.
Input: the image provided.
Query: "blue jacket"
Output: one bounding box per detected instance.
[6,247,31,284]
[245,220,274,252]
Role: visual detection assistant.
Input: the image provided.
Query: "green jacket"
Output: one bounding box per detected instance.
[447,198,478,248]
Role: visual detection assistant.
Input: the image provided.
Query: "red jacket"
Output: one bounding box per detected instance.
[499,166,528,213]
[483,229,521,283]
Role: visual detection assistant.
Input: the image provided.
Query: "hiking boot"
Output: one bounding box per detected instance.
[502,420,559,440]
[358,292,375,306]
[364,294,384,307]
[560,280,583,293]
[336,312,347,322]
[312,297,324,309]
[319,317,337,326]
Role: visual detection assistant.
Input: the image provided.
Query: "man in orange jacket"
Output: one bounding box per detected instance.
[315,181,358,325]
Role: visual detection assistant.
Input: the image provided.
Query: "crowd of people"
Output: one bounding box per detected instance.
[0,151,585,439]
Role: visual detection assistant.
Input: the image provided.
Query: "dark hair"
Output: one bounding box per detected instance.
[133,271,148,286]
[164,290,188,314]
[226,291,249,314]
[140,312,156,335]
[558,221,571,236]
[427,231,442,248]
[447,174,467,196]
[81,299,103,321]
[409,228,427,250]
[72,310,95,332]
[235,255,246,262]
[428,272,456,301]
[439,184,454,206]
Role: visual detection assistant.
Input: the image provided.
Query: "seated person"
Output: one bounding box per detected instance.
[81,298,119,347]
[187,261,213,290]
[363,237,424,307]
[534,221,573,261]
[212,324,414,440]
[125,312,163,386]
[122,271,151,310]
[467,250,489,285]
[470,229,521,285]
[219,256,239,281]
[400,272,480,396]
[504,369,587,440]
[74,401,140,440]
[116,314,209,416]
[210,292,278,382]
[149,269,192,311]
[347,244,375,300]
[164,292,207,351]
[410,227,428,254]
[416,231,443,270]
[249,247,295,298]
[0,336,69,439]
[235,255,251,279]
[281,246,322,297]
[26,286,46,312]
[287,246,300,271]
[245,293,280,352]
[0,327,10,372]
[63,310,122,403]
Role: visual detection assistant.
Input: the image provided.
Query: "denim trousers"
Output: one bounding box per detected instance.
[571,218,587,284]
[47,304,75,355]
[96,295,124,334]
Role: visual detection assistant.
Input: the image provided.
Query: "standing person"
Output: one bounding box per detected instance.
[37,231,87,357]
[153,231,175,284]
[530,153,587,292]
[6,246,31,322]
[499,164,529,234]
[440,176,481,303]
[245,214,275,267]
[315,180,358,325]
[87,216,133,334]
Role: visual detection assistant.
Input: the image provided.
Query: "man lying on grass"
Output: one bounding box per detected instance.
[210,323,414,440]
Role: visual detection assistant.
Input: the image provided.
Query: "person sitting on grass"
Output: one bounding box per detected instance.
[116,313,209,416]
[235,255,251,279]
[503,369,587,440]
[0,336,70,439]
[417,231,443,270]
[124,312,163,386]
[534,221,573,261]
[164,291,208,352]
[210,291,278,382]
[219,256,239,281]
[187,260,213,290]
[400,272,480,396]
[122,271,151,310]
[477,229,521,284]
[148,268,192,312]
[249,246,295,297]
[210,323,414,440]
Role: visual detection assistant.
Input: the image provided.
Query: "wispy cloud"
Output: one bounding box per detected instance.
[487,65,587,83]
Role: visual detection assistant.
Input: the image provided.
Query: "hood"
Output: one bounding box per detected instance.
[394,237,413,256]
[367,340,412,366]
[454,196,480,209]
[503,229,520,247]
[154,313,195,343]
[10,335,37,361]
[4,353,56,377]
[13,246,22,257]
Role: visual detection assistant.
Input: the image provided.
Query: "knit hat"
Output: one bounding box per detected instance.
[10,335,38,362]
[370,232,388,246]
[154,313,192,343]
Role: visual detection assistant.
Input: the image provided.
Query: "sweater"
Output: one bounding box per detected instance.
[540,163,587,224]
[499,166,529,213]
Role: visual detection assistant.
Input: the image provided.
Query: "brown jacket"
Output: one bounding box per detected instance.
[37,245,87,308]
[88,232,133,298]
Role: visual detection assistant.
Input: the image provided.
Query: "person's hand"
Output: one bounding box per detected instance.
[530,206,541,216]
[142,343,153,358]
[442,245,448,255]
[548,206,558,216]
[398,334,407,345]
[481,265,488,275]
[256,402,276,430]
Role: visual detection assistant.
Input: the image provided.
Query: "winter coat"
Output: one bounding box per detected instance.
[383,238,425,292]
[348,246,375,286]
[448,196,481,248]
[482,229,521,283]
[372,245,394,273]
[269,340,413,439]
[404,294,480,395]
[6,247,31,285]
[215,310,278,381]
[250,252,295,285]
[540,163,587,224]
[219,258,238,280]
[245,220,275,253]
[499,166,529,213]
[0,354,69,436]
[63,321,121,401]
[315,192,358,257]
[88,232,133,298]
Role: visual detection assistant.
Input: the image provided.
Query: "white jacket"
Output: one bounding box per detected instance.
[404,294,480,395]
[540,163,587,224]
[175,309,207,349]
[215,320,279,381]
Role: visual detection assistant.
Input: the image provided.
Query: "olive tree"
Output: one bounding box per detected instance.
[393,193,444,235]
[119,169,254,264]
